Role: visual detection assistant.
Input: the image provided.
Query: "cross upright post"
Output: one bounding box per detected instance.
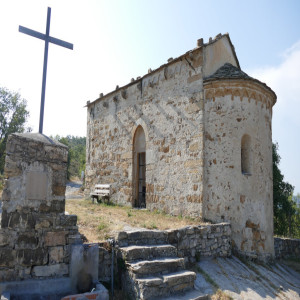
[19,7,73,134]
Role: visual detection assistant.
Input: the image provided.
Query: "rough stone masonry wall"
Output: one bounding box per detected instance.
[203,80,275,260]
[0,133,81,282]
[98,243,114,283]
[166,223,231,264]
[274,237,300,259]
[86,47,205,217]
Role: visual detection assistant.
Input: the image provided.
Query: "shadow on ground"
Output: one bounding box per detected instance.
[195,256,300,300]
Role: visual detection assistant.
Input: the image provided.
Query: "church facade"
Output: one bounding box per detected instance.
[85,34,276,259]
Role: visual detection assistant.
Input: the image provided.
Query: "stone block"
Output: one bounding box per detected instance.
[16,232,38,249]
[0,230,16,247]
[3,154,22,177]
[32,263,68,277]
[49,246,64,264]
[0,268,18,282]
[17,248,48,266]
[35,216,53,230]
[68,233,83,245]
[58,214,77,227]
[51,200,65,213]
[44,231,67,246]
[184,159,203,168]
[0,210,35,229]
[52,185,66,197]
[0,210,18,228]
[0,249,16,267]
[40,200,65,213]
[117,231,127,241]
[17,266,32,279]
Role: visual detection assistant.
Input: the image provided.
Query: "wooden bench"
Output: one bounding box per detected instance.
[90,184,111,203]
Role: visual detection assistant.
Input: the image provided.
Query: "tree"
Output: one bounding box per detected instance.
[52,135,86,180]
[0,87,30,173]
[272,142,296,237]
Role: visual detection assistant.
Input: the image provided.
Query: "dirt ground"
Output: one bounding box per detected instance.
[65,197,205,243]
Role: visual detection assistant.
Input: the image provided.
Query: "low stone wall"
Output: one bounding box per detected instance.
[274,237,300,259]
[166,223,231,264]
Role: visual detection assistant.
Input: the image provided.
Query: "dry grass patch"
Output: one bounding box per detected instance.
[211,290,233,300]
[66,198,205,243]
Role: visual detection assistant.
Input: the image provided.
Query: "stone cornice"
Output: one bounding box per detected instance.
[203,79,277,111]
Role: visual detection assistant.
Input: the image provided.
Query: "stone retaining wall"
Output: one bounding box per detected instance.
[166,223,231,264]
[274,237,300,259]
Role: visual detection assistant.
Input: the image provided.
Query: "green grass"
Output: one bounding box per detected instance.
[97,219,108,231]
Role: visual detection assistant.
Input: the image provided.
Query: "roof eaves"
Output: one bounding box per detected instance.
[86,33,235,107]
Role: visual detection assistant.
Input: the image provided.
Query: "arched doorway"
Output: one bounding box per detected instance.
[133,126,146,208]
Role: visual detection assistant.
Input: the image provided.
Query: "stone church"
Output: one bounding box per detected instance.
[85,33,276,259]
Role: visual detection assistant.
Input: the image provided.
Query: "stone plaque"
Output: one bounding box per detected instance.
[26,171,48,200]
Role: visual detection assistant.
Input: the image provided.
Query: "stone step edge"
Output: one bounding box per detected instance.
[128,257,185,274]
[136,270,196,287]
[120,244,176,251]
[120,244,177,261]
[128,257,184,266]
[136,271,196,300]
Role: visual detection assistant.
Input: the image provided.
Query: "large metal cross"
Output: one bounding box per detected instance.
[19,7,73,134]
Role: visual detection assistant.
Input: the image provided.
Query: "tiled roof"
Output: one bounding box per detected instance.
[204,63,252,81]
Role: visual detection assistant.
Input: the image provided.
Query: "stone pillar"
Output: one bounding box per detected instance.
[0,133,81,282]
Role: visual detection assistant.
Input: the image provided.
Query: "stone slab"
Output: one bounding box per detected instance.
[32,263,68,277]
[196,256,300,300]
[129,257,185,275]
[0,277,72,297]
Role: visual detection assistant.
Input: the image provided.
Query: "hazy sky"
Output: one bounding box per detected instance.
[0,0,299,194]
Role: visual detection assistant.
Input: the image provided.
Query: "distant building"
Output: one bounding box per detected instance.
[85,33,276,260]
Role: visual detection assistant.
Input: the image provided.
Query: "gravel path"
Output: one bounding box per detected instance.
[65,181,84,199]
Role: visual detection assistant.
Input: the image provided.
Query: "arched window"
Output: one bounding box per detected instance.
[133,126,146,208]
[241,134,251,175]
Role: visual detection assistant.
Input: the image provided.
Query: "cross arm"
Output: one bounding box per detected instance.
[19,25,45,41]
[19,25,73,50]
[49,36,73,50]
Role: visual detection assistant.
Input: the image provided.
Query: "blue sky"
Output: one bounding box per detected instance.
[0,0,299,194]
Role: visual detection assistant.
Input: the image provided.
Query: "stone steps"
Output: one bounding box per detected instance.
[120,244,177,262]
[136,270,196,299]
[118,229,200,300]
[117,229,168,247]
[128,257,185,276]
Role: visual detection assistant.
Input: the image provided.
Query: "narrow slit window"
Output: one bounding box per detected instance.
[241,134,251,175]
